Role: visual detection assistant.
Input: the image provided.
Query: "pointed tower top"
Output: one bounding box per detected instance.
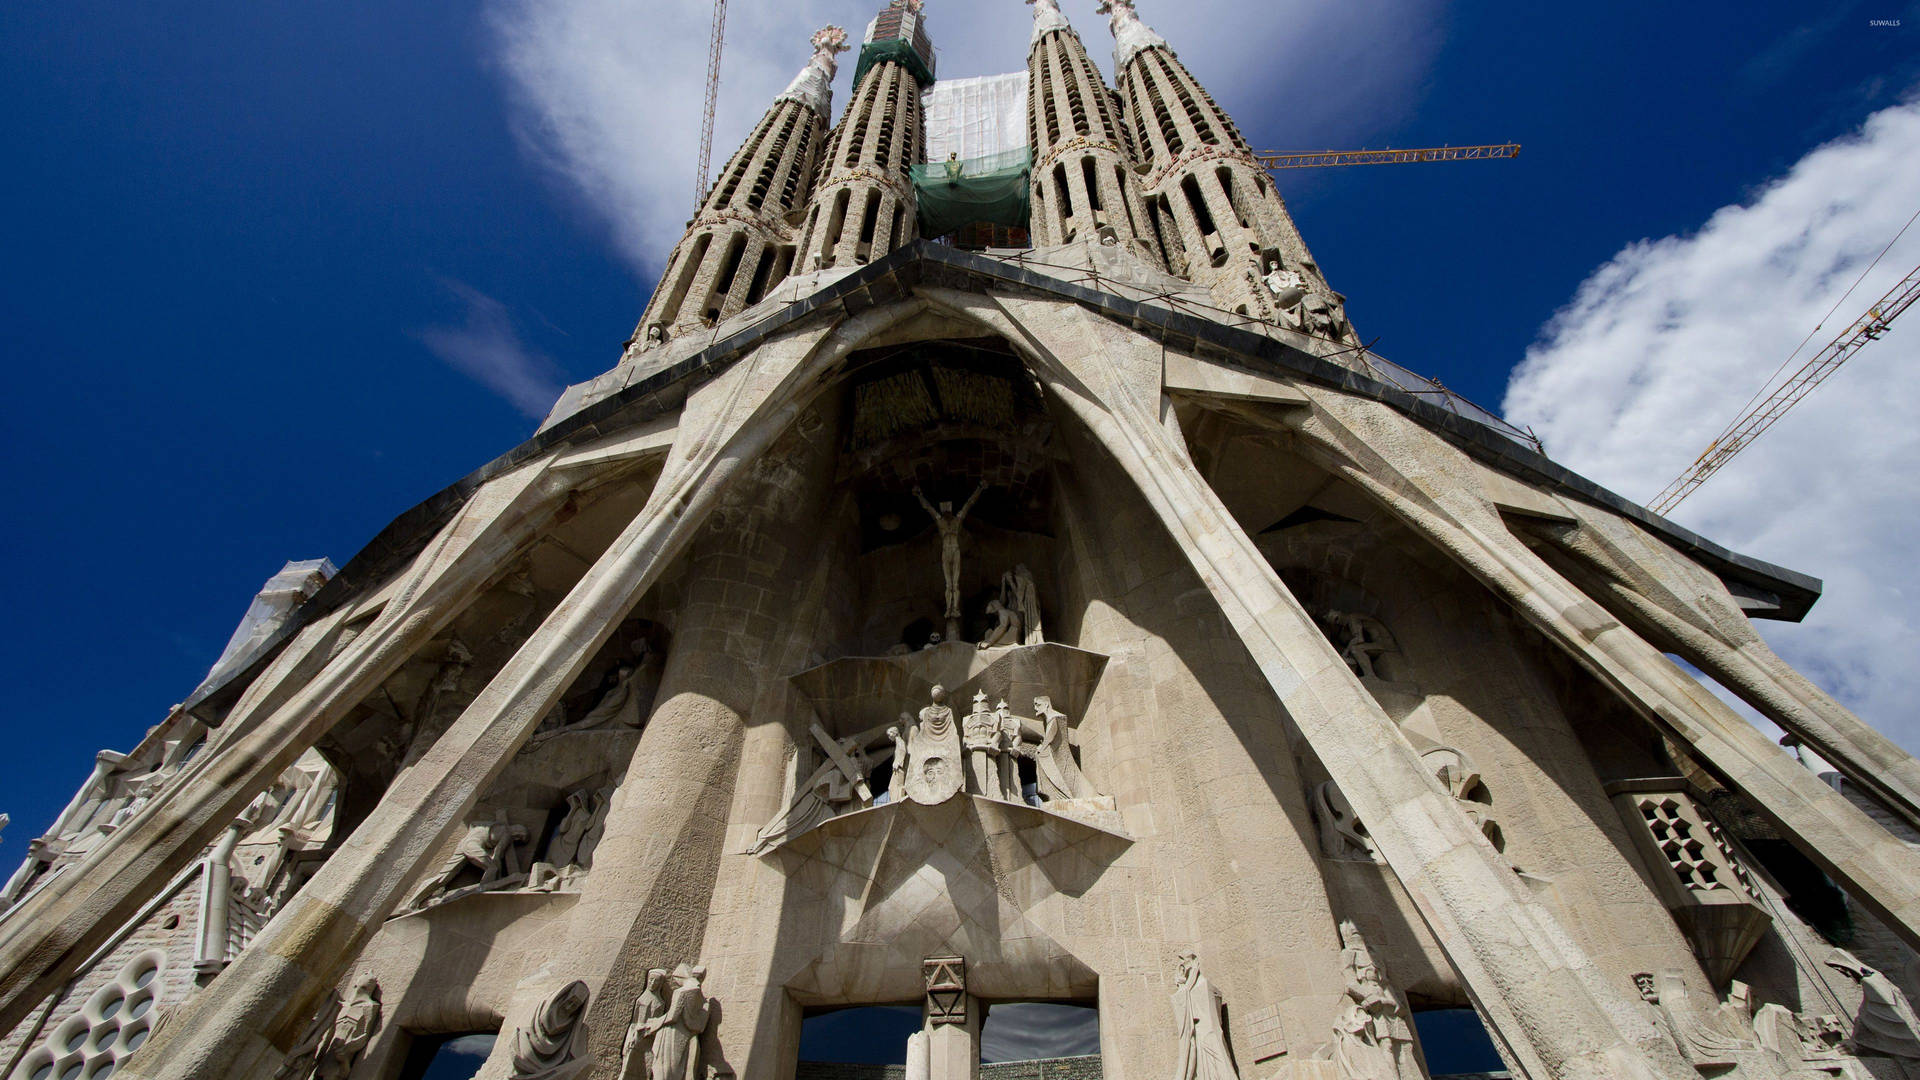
[1026,0,1071,44]
[1096,0,1168,71]
[776,25,850,117]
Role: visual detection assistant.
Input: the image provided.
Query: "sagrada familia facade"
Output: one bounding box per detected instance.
[7,2,1920,1079]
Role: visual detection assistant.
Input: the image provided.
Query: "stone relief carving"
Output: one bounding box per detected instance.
[1328,922,1418,1080]
[1827,949,1920,1060]
[530,785,615,891]
[905,685,965,805]
[1027,696,1098,802]
[275,976,381,1080]
[1325,610,1395,681]
[1317,746,1494,863]
[749,733,874,854]
[1315,781,1376,861]
[509,979,593,1079]
[1003,564,1044,646]
[963,691,1008,799]
[641,964,729,1080]
[405,812,528,910]
[1170,952,1241,1080]
[528,660,647,748]
[1264,261,1308,309]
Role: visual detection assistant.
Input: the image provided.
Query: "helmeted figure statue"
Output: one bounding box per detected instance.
[1330,922,1417,1080]
[276,976,382,1080]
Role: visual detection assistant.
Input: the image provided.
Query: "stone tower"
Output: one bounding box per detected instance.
[795,0,932,272]
[9,8,1920,1080]
[1025,0,1159,266]
[1099,0,1352,338]
[633,27,847,350]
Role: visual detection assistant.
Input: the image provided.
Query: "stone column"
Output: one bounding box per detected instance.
[1272,387,1920,953]
[115,323,848,1080]
[483,395,848,1080]
[923,289,1688,1080]
[1524,502,1920,831]
[0,459,567,1037]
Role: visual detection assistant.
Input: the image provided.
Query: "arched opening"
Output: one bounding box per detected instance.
[981,1001,1099,1065]
[795,1006,924,1071]
[397,1031,498,1080]
[1411,1008,1504,1078]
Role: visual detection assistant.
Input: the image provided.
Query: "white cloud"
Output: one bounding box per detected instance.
[981,1001,1100,1062]
[1503,96,1920,750]
[415,281,566,419]
[482,0,1442,276]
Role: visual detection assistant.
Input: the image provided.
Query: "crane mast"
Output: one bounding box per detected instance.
[695,0,728,206]
[1648,263,1920,515]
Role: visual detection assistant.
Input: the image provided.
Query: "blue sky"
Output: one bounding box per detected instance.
[2,0,1916,888]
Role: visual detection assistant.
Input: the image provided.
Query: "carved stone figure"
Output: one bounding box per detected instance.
[1170,952,1240,1080]
[1326,611,1394,680]
[532,662,645,746]
[996,701,1022,798]
[277,976,382,1080]
[1304,292,1346,341]
[913,482,986,626]
[887,719,911,803]
[963,691,1006,798]
[646,964,715,1080]
[406,812,527,909]
[749,737,871,854]
[1331,922,1416,1080]
[1315,781,1377,861]
[1001,564,1044,645]
[510,979,592,1079]
[621,968,673,1080]
[1026,697,1098,802]
[644,324,664,348]
[905,685,964,804]
[1827,949,1920,1058]
[978,599,1019,649]
[1264,262,1308,308]
[531,787,606,890]
[105,770,164,832]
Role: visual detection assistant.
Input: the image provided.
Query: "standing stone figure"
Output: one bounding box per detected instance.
[1170,952,1240,1080]
[905,685,964,804]
[622,968,673,1080]
[530,788,598,890]
[996,700,1023,798]
[887,718,911,803]
[963,690,1005,798]
[509,979,592,1079]
[912,482,986,631]
[1826,949,1920,1058]
[1026,697,1098,802]
[277,976,382,1080]
[1331,921,1417,1080]
[645,964,715,1080]
[1002,564,1044,645]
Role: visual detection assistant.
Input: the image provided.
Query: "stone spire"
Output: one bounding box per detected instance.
[627,29,841,352]
[1025,0,1160,264]
[1099,0,1357,345]
[1095,0,1166,74]
[1026,0,1070,43]
[794,0,932,271]
[776,25,850,119]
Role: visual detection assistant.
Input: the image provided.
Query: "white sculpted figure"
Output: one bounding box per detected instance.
[1026,696,1098,802]
[905,685,965,804]
[1264,261,1308,308]
[277,976,382,1080]
[530,787,606,890]
[749,737,871,854]
[887,718,912,803]
[621,968,673,1080]
[913,483,986,621]
[406,812,527,909]
[1170,952,1240,1080]
[1827,949,1920,1059]
[531,662,645,746]
[510,980,593,1079]
[1331,921,1417,1080]
[978,599,1019,648]
[645,964,715,1080]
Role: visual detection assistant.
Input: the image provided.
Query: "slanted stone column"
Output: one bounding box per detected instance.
[1522,502,1920,832]
[1267,384,1920,953]
[921,287,1688,1080]
[0,459,568,1036]
[114,322,854,1080]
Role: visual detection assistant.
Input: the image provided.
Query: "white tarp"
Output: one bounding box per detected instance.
[922,72,1028,164]
[200,557,336,690]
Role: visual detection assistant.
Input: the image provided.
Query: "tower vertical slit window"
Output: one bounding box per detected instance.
[889,203,904,247]
[1115,164,1140,238]
[1084,54,1117,136]
[1041,49,1062,145]
[1138,64,1182,157]
[744,246,776,304]
[1063,51,1089,136]
[658,232,711,327]
[702,233,748,322]
[823,187,851,265]
[1217,167,1249,229]
[858,190,881,250]
[874,75,899,172]
[843,77,879,168]
[1160,55,1217,145]
[1082,157,1103,213]
[1053,162,1074,220]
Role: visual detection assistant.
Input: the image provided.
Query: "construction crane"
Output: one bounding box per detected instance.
[1647,262,1920,515]
[1254,143,1521,170]
[694,0,729,206]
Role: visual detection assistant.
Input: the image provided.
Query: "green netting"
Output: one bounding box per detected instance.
[911,146,1032,238]
[850,39,936,91]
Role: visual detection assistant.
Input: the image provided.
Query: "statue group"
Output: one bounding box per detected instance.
[906,481,1044,651]
[620,963,730,1080]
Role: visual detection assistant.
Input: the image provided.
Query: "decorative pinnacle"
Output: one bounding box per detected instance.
[888,0,926,12]
[1096,0,1166,68]
[1027,0,1070,41]
[811,25,850,57]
